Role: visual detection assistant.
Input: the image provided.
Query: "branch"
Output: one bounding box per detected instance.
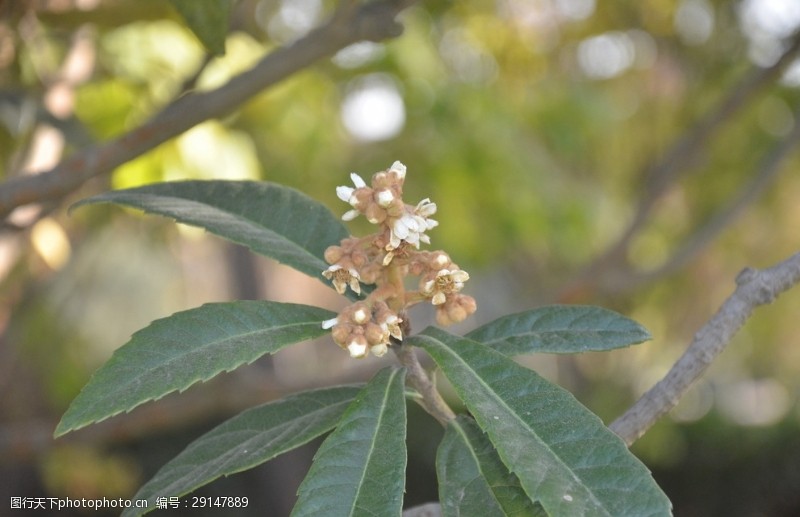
[394,343,456,426]
[559,30,800,300]
[0,0,416,221]
[609,251,800,445]
[611,108,800,292]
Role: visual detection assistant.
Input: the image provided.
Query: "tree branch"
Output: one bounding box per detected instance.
[610,108,800,293]
[609,251,800,445]
[0,0,416,221]
[559,30,800,300]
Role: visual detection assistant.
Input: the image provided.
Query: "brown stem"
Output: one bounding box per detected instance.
[394,343,455,426]
[384,261,407,312]
[559,29,800,300]
[0,0,417,221]
[609,251,800,445]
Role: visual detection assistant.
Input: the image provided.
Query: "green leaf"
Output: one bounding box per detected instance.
[169,0,232,55]
[72,181,349,289]
[122,385,363,517]
[466,305,651,355]
[437,415,547,517]
[292,367,407,517]
[55,301,334,436]
[412,328,672,517]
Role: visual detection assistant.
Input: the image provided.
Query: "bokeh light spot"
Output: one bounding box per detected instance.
[340,75,406,142]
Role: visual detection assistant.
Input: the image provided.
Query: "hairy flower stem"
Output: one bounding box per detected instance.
[394,343,455,426]
[385,262,406,312]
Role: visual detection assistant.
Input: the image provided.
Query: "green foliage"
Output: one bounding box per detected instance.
[466,305,651,355]
[56,176,672,515]
[413,327,671,516]
[292,367,408,517]
[62,181,674,515]
[4,0,797,514]
[55,301,335,436]
[123,386,362,517]
[168,0,232,55]
[437,416,547,517]
[72,181,349,288]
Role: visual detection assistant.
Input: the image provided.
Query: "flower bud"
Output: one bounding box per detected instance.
[353,306,369,324]
[371,343,389,357]
[324,245,344,264]
[348,337,368,358]
[365,322,388,345]
[331,324,350,345]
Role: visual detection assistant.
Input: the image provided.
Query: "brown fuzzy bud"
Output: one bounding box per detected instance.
[436,294,477,326]
[331,324,350,345]
[324,245,344,264]
[365,322,388,346]
[365,203,387,224]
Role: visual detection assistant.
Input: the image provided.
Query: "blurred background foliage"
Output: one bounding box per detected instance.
[2,0,800,515]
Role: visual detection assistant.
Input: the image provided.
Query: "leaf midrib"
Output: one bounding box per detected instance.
[480,328,638,347]
[120,193,321,258]
[419,333,610,515]
[450,419,505,511]
[71,319,321,423]
[155,397,355,495]
[348,368,401,517]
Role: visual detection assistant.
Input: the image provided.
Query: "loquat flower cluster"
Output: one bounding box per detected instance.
[322,161,476,358]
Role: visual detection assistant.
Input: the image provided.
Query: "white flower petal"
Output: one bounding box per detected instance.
[432,292,447,305]
[404,213,421,231]
[392,219,410,239]
[342,209,360,221]
[348,341,368,358]
[388,230,402,250]
[376,189,394,207]
[321,317,338,329]
[371,343,388,357]
[389,161,406,179]
[452,270,470,282]
[389,326,403,340]
[412,215,427,229]
[353,308,369,324]
[416,198,437,216]
[434,253,449,267]
[336,185,355,203]
[350,172,367,188]
[394,214,420,239]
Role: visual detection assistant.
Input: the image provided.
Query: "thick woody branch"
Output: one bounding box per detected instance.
[0,0,416,221]
[609,251,800,445]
